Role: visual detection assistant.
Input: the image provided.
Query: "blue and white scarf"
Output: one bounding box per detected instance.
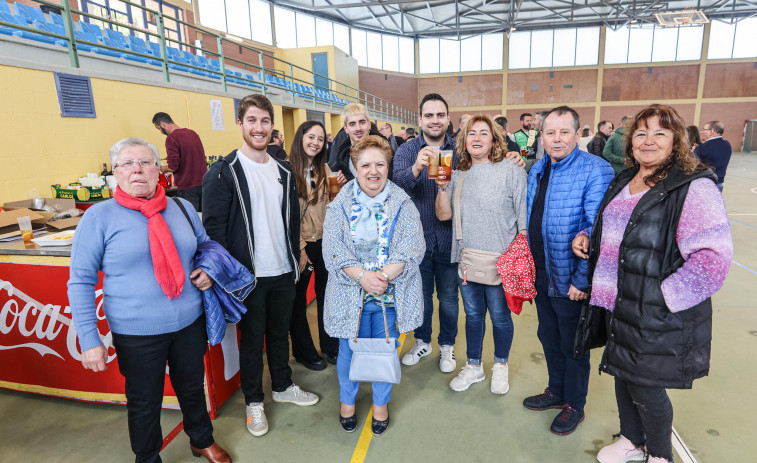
[349,181,394,305]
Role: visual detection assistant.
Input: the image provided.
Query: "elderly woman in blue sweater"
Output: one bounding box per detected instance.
[68,138,230,463]
[323,135,425,436]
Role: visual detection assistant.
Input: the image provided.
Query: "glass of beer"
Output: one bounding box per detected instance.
[437,150,453,184]
[328,172,341,200]
[427,149,440,179]
[519,146,529,161]
[17,216,33,246]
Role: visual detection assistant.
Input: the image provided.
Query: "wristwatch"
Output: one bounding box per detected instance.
[378,269,391,282]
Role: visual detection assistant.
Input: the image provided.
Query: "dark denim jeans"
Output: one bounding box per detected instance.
[414,250,459,346]
[615,378,674,462]
[111,315,213,463]
[534,268,590,412]
[458,278,514,364]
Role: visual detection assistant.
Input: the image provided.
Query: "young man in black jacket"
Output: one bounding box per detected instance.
[202,94,319,438]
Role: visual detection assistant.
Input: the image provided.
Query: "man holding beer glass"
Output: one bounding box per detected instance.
[393,93,462,374]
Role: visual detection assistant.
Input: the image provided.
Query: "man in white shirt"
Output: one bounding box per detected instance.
[202,94,319,438]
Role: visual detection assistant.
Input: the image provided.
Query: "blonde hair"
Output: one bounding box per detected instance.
[342,103,370,125]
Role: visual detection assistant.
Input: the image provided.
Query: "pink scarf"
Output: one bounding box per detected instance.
[114,185,185,299]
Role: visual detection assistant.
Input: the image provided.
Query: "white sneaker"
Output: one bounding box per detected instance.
[272,384,319,406]
[402,340,431,366]
[449,364,486,391]
[490,363,510,395]
[439,345,456,373]
[596,435,646,463]
[245,403,268,436]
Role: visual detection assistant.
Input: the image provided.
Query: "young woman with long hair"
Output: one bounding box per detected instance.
[288,121,341,369]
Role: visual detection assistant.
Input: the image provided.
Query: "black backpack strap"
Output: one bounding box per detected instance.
[172,197,194,230]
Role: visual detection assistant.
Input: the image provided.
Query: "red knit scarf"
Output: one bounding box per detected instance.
[114,185,185,299]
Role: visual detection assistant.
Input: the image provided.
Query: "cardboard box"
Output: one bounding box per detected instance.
[2,198,81,234]
[51,184,111,201]
[0,208,46,239]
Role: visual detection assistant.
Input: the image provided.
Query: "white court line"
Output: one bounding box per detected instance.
[750,186,757,194]
[729,213,757,216]
[733,260,757,276]
[672,426,698,463]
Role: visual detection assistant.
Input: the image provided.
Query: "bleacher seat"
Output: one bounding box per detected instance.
[0,2,13,16]
[243,73,262,88]
[127,35,160,65]
[147,41,162,58]
[0,11,64,45]
[78,21,103,40]
[49,11,63,27]
[15,3,47,25]
[103,28,129,49]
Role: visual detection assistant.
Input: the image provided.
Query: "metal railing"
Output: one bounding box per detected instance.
[0,0,417,125]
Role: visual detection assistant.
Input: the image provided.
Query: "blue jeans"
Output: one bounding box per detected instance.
[458,278,514,365]
[415,250,460,346]
[534,269,590,412]
[337,301,399,407]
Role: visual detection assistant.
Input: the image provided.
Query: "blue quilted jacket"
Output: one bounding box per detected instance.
[527,146,614,297]
[195,241,256,345]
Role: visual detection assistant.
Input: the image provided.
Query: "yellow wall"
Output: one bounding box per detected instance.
[0,65,345,202]
[274,45,359,96]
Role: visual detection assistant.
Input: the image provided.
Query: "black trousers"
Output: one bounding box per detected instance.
[615,378,674,462]
[239,272,296,404]
[290,240,338,359]
[176,186,203,212]
[111,315,213,463]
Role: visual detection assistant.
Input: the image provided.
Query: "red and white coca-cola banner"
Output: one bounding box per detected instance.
[0,262,241,415]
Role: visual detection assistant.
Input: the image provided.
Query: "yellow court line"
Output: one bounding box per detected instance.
[350,332,406,463]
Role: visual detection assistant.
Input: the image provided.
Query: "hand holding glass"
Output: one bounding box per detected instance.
[427,149,440,179]
[437,150,453,184]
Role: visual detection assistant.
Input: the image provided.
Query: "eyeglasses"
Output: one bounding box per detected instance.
[700,127,711,132]
[115,159,158,169]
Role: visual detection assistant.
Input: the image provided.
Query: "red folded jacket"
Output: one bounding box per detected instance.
[496,234,537,315]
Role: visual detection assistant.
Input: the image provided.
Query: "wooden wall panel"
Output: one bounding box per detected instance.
[358,70,418,113]
[703,63,757,98]
[602,65,699,101]
[700,102,755,151]
[418,74,503,108]
[507,70,597,105]
[600,104,696,130]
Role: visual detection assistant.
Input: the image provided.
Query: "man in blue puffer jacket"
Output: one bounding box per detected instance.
[523,106,614,436]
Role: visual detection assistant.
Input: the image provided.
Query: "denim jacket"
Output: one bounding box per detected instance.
[195,241,256,345]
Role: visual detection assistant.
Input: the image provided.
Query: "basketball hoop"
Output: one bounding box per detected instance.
[655,9,709,27]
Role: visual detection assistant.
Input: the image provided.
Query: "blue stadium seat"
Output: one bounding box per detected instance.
[14,3,47,25]
[78,21,104,40]
[147,41,162,58]
[243,73,262,88]
[164,46,192,73]
[103,28,130,49]
[127,36,161,65]
[208,57,221,71]
[49,11,63,27]
[0,2,13,16]
[0,11,63,45]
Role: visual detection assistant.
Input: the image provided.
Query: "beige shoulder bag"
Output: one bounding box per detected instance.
[454,170,503,286]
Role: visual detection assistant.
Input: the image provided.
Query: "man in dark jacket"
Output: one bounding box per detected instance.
[328,103,387,181]
[523,106,614,436]
[266,129,287,161]
[586,120,613,158]
[202,94,318,439]
[695,120,732,192]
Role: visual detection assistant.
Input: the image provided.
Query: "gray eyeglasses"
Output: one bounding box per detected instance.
[115,159,158,169]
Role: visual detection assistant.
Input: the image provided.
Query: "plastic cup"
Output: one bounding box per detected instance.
[328,172,341,200]
[437,150,453,184]
[17,216,33,245]
[427,149,440,179]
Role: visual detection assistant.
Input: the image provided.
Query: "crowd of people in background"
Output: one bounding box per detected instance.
[69,91,735,463]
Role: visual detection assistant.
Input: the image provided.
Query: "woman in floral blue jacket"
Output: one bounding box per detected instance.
[323,135,425,436]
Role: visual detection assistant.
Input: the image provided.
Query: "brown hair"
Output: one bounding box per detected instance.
[236,94,274,124]
[455,114,508,171]
[350,135,393,169]
[289,121,328,205]
[623,104,704,186]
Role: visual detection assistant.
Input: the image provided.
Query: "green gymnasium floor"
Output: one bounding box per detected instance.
[2,153,755,463]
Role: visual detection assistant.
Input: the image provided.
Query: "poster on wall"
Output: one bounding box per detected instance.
[210,99,224,131]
